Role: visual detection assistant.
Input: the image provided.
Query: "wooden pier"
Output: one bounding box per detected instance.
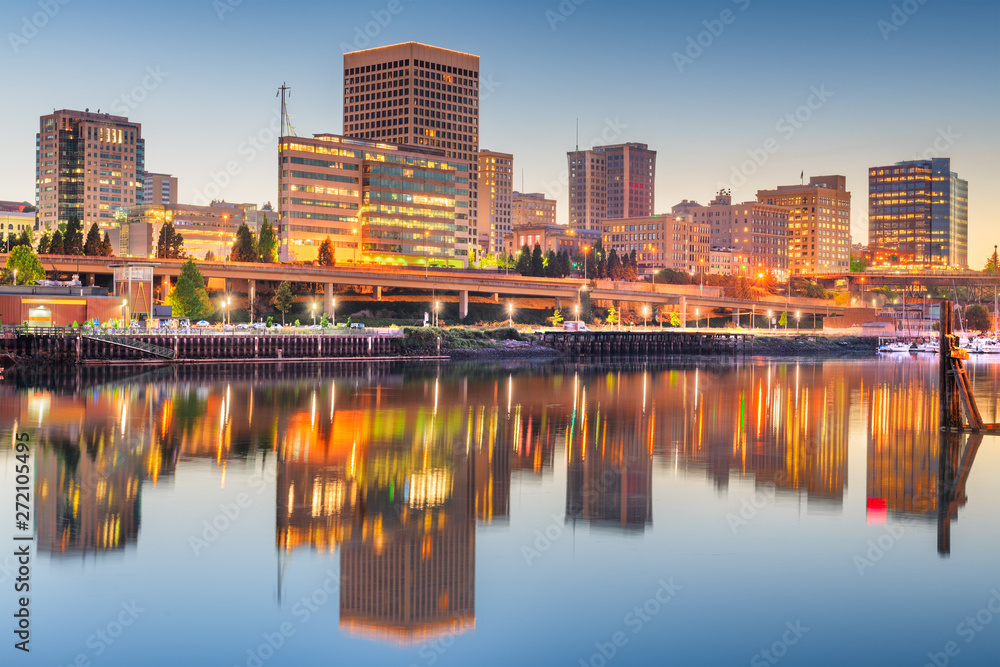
[540,330,752,357]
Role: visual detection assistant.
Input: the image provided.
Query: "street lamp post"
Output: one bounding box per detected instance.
[643,306,649,330]
[796,311,801,332]
[434,301,440,327]
[695,308,699,330]
[583,245,589,281]
[352,228,359,264]
[311,303,316,326]
[12,269,17,286]
[332,297,337,328]
[227,296,231,326]
[508,302,513,328]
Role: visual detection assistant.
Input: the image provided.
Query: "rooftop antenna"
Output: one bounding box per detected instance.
[575,118,579,152]
[277,82,296,137]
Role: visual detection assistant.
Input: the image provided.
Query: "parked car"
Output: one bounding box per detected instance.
[350,322,366,329]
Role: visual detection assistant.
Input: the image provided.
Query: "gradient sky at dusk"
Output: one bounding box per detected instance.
[2,0,997,263]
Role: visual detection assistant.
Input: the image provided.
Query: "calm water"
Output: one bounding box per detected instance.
[1,357,998,667]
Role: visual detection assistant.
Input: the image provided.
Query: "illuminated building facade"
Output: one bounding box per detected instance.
[568,143,656,231]
[512,192,556,229]
[278,133,470,267]
[125,201,252,260]
[756,175,851,275]
[867,158,968,269]
[36,109,144,233]
[343,42,480,251]
[602,214,710,276]
[673,191,789,277]
[507,223,600,259]
[477,150,512,256]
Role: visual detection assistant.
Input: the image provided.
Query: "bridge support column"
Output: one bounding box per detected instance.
[555,297,563,310]
[376,286,382,301]
[492,293,499,303]
[680,296,687,328]
[459,290,469,320]
[324,283,334,316]
[249,280,256,322]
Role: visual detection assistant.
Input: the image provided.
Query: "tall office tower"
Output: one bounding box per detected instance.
[279,133,470,266]
[512,192,557,228]
[142,172,178,206]
[757,175,851,275]
[567,148,606,230]
[867,158,968,269]
[343,43,480,249]
[568,142,656,230]
[602,143,656,219]
[36,109,144,233]
[477,150,512,256]
[674,190,789,276]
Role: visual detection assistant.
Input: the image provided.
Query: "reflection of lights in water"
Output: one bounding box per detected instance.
[287,483,295,515]
[434,376,439,415]
[27,392,50,426]
[406,469,452,509]
[120,399,128,437]
[330,384,335,421]
[311,390,316,429]
[507,374,512,415]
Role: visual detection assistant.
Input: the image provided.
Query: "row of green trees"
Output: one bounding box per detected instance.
[514,245,573,278]
[573,240,640,281]
[3,217,114,257]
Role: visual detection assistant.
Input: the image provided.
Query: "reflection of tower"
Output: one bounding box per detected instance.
[936,433,981,555]
[35,440,141,556]
[566,401,652,531]
[339,413,476,645]
[475,407,511,524]
[866,367,939,521]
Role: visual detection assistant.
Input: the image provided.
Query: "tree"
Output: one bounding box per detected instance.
[557,250,572,278]
[965,304,991,332]
[606,248,622,280]
[63,216,84,255]
[6,245,46,285]
[985,246,999,274]
[167,260,212,319]
[230,222,257,262]
[779,311,788,328]
[36,231,51,255]
[101,232,114,257]
[530,244,544,277]
[317,237,335,266]
[205,250,216,262]
[550,309,564,327]
[669,312,681,327]
[84,223,103,256]
[156,221,185,259]
[515,245,530,275]
[49,229,65,255]
[606,305,619,327]
[272,281,294,325]
[850,255,868,273]
[543,249,557,278]
[258,218,278,263]
[15,228,32,248]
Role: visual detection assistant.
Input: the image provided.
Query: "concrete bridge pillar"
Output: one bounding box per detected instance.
[376,285,382,301]
[680,296,687,328]
[249,280,256,322]
[459,290,469,320]
[555,297,563,310]
[492,293,499,303]
[324,283,334,316]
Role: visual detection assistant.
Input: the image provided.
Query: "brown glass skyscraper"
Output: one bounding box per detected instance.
[567,142,656,230]
[343,42,480,250]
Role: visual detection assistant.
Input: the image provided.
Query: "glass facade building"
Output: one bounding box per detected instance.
[868,158,968,269]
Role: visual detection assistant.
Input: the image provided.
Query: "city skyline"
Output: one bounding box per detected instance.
[2,0,998,267]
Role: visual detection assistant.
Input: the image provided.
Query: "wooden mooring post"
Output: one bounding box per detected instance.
[939,300,998,433]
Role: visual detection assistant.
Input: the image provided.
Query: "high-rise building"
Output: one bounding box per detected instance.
[343,43,479,249]
[477,150,512,256]
[756,175,851,275]
[278,133,470,267]
[602,214,710,276]
[568,142,656,231]
[867,158,968,269]
[673,191,789,276]
[512,192,556,228]
[36,109,144,233]
[143,172,177,206]
[126,201,253,260]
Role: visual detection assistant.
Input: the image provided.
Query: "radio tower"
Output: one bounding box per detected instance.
[277,82,295,137]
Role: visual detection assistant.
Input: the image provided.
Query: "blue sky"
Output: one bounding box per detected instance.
[2,0,998,262]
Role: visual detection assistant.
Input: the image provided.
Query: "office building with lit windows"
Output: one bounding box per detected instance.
[756,175,851,275]
[343,43,480,250]
[278,133,470,267]
[142,172,177,206]
[512,192,556,228]
[568,142,656,231]
[867,158,968,269]
[477,150,512,256]
[125,201,256,260]
[36,109,144,233]
[601,214,709,276]
[673,191,789,276]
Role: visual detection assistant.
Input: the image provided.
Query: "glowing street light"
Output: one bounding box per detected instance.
[695,308,700,329]
[643,305,649,330]
[352,228,359,264]
[434,301,440,327]
[583,245,589,281]
[796,311,801,332]
[508,302,513,328]
[311,302,317,326]
[12,269,17,286]
[226,296,231,326]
